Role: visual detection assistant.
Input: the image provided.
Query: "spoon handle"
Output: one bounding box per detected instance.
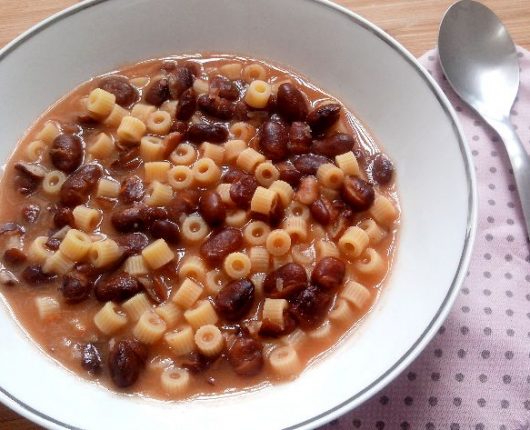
[492,118,530,238]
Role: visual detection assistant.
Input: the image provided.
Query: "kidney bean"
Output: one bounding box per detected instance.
[312,133,355,157]
[170,120,188,135]
[61,272,93,303]
[227,336,264,376]
[259,120,288,161]
[182,61,201,77]
[3,249,26,266]
[14,162,47,195]
[276,83,308,122]
[310,198,332,225]
[269,195,285,227]
[166,193,199,223]
[311,257,346,290]
[306,103,341,136]
[199,190,226,227]
[200,227,243,265]
[108,339,147,388]
[74,263,101,280]
[116,232,149,257]
[95,272,142,302]
[98,75,138,107]
[150,219,180,244]
[60,164,103,207]
[81,343,102,373]
[138,275,169,304]
[327,208,354,241]
[45,237,61,251]
[197,94,234,120]
[53,206,74,228]
[175,88,196,121]
[49,134,83,173]
[214,279,255,321]
[210,75,240,100]
[276,161,302,187]
[295,176,320,205]
[290,284,332,329]
[182,351,212,374]
[259,310,297,337]
[168,66,194,99]
[187,122,228,143]
[288,121,312,154]
[119,176,145,204]
[371,154,394,185]
[230,175,258,209]
[144,78,170,106]
[223,167,246,184]
[21,265,56,285]
[263,263,308,299]
[21,204,40,224]
[292,153,329,176]
[141,206,168,226]
[111,147,142,172]
[111,206,145,232]
[341,175,375,211]
[233,101,249,121]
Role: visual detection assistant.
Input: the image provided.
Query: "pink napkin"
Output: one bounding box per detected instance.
[319,47,530,430]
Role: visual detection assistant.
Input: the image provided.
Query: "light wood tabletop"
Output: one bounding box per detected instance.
[0,0,529,429]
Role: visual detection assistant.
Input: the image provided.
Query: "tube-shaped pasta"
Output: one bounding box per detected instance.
[244,80,272,109]
[282,217,308,242]
[291,243,315,266]
[250,272,266,296]
[36,121,60,144]
[72,206,101,232]
[285,201,310,220]
[28,236,53,264]
[89,133,115,159]
[251,186,276,215]
[146,181,174,206]
[123,293,152,321]
[167,165,194,190]
[140,136,164,161]
[103,104,129,128]
[165,326,195,355]
[370,195,398,227]
[146,110,172,135]
[59,229,92,261]
[219,62,243,80]
[265,229,291,257]
[224,139,247,162]
[223,252,251,279]
[192,79,209,95]
[229,122,255,142]
[144,161,171,183]
[94,302,127,335]
[192,157,221,185]
[194,325,225,357]
[131,103,156,123]
[242,63,267,83]
[315,239,340,259]
[335,151,360,176]
[181,215,209,242]
[205,269,225,295]
[35,296,60,321]
[97,178,120,198]
[123,255,149,276]
[89,239,122,268]
[317,163,344,189]
[200,142,225,165]
[308,320,332,339]
[358,218,387,245]
[237,148,265,173]
[160,99,178,117]
[354,248,386,277]
[155,302,181,327]
[225,210,248,227]
[243,221,271,246]
[269,345,300,377]
[262,298,288,327]
[173,279,203,309]
[184,300,218,329]
[328,299,354,324]
[338,226,369,259]
[142,238,175,269]
[117,115,146,143]
[25,140,46,161]
[42,251,74,275]
[216,183,234,206]
[42,171,66,195]
[170,143,197,166]
[161,368,190,396]
[178,256,207,282]
[133,311,167,344]
[340,280,371,309]
[87,88,116,119]
[255,161,280,187]
[269,180,294,207]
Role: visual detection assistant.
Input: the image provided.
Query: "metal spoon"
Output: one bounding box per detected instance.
[439,0,530,237]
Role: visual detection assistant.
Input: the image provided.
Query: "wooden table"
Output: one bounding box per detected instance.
[0,0,529,429]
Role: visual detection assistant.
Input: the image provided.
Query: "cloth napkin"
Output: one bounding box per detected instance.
[318,47,530,430]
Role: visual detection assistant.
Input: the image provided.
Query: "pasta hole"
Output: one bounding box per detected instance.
[292,207,302,216]
[190,222,200,232]
[255,83,266,93]
[253,228,263,238]
[202,332,214,342]
[169,371,182,380]
[273,239,283,248]
[232,260,244,271]
[262,169,272,179]
[198,164,208,173]
[343,243,355,254]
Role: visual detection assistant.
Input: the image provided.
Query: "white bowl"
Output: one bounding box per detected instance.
[0,1,476,429]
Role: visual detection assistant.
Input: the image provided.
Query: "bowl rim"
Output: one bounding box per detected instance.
[0,0,477,429]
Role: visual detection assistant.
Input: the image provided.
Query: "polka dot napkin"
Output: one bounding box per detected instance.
[319,48,530,430]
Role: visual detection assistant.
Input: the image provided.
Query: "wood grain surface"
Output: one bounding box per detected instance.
[0,0,529,429]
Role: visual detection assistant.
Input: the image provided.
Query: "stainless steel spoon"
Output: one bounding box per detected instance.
[439,0,530,237]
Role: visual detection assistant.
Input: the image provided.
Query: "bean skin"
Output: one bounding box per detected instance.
[21,265,56,285]
[290,284,332,329]
[53,206,74,229]
[111,206,145,233]
[119,176,145,204]
[50,134,83,173]
[259,310,297,337]
[98,75,138,107]
[276,83,308,121]
[341,176,375,211]
[108,339,147,388]
[95,272,142,302]
[296,176,319,205]
[116,232,149,257]
[61,272,93,303]
[371,154,394,185]
[259,120,289,161]
[60,164,103,207]
[3,249,26,266]
[144,78,170,106]
[209,75,240,100]
[150,219,180,244]
[187,122,228,143]
[223,167,246,184]
[230,175,258,209]
[199,190,226,227]
[311,257,346,289]
[214,279,255,321]
[14,162,46,195]
[176,88,196,121]
[21,204,40,224]
[197,94,234,120]
[168,67,194,99]
[292,154,329,176]
[306,103,341,136]
[312,133,355,157]
[227,336,264,376]
[166,190,200,222]
[200,227,243,265]
[182,352,212,374]
[263,263,308,299]
[276,161,302,187]
[310,198,331,225]
[288,121,312,154]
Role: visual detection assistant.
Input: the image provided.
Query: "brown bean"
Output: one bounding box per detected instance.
[312,133,355,157]
[3,249,26,266]
[292,154,329,175]
[144,78,170,106]
[21,265,56,285]
[115,232,149,257]
[111,206,145,232]
[276,161,303,187]
[230,175,258,209]
[182,351,212,374]
[108,339,147,388]
[175,88,196,121]
[197,94,234,120]
[223,167,246,184]
[252,194,284,227]
[166,190,200,222]
[14,162,46,195]
[341,175,375,211]
[233,101,249,121]
[119,176,145,204]
[263,263,307,299]
[50,134,83,173]
[187,122,228,143]
[290,284,332,329]
[140,275,169,304]
[311,257,345,290]
[81,343,102,373]
[60,164,103,207]
[200,227,243,265]
[95,272,142,302]
[61,272,93,303]
[21,204,40,224]
[111,147,142,172]
[45,237,61,251]
[288,121,312,154]
[306,103,341,136]
[327,208,354,241]
[296,176,320,205]
[199,190,226,227]
[150,219,180,244]
[310,198,332,226]
[259,120,288,161]
[214,278,255,321]
[371,154,394,185]
[182,61,201,77]
[168,67,194,99]
[209,75,240,100]
[259,310,297,337]
[53,206,74,228]
[98,75,138,107]
[227,336,264,376]
[276,83,308,121]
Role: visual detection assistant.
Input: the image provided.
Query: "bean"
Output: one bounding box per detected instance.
[276,83,308,121]
[111,147,142,172]
[312,133,355,157]
[227,336,264,376]
[327,208,354,241]
[233,101,249,121]
[168,67,194,99]
[311,257,345,290]
[223,167,246,184]
[95,272,142,302]
[53,206,74,228]
[306,103,341,136]
[182,352,212,374]
[108,339,147,388]
[187,122,228,143]
[290,284,332,329]
[200,227,243,265]
[45,237,61,251]
[199,190,226,227]
[292,153,329,175]
[150,219,180,244]
[111,206,145,232]
[116,232,149,257]
[341,176,375,211]
[288,122,312,154]
[140,206,168,227]
[162,132,183,159]
[141,275,169,304]
[166,190,200,222]
[259,310,297,337]
[61,272,93,303]
[259,120,289,161]
[197,94,234,120]
[296,176,319,205]
[50,134,83,173]
[214,279,255,321]
[21,204,40,224]
[209,75,240,100]
[60,164,103,207]
[21,265,56,285]
[230,175,258,209]
[263,263,308,299]
[98,75,138,107]
[371,154,394,185]
[144,78,170,106]
[119,176,145,204]
[276,161,302,187]
[182,61,201,77]
[3,249,26,266]
[14,162,46,195]
[81,343,102,373]
[175,88,196,121]
[310,198,331,225]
